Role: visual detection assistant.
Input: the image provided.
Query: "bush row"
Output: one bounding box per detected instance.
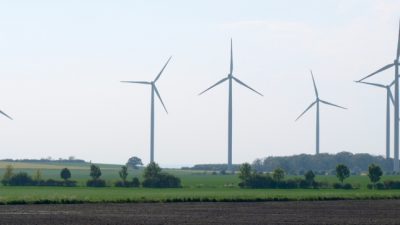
[2,172,77,187]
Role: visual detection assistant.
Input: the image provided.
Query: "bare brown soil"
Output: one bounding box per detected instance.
[0,200,399,225]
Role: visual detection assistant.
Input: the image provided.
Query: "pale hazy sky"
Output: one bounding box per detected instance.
[0,0,399,166]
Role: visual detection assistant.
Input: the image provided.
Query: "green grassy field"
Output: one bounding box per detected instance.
[1,161,400,204]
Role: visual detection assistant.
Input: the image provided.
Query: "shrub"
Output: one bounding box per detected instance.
[142,162,181,188]
[114,180,126,187]
[86,179,106,187]
[64,180,77,187]
[283,179,300,189]
[343,183,353,190]
[132,177,140,187]
[383,180,400,189]
[115,177,141,188]
[333,183,353,189]
[333,183,342,189]
[8,172,33,186]
[376,182,385,190]
[142,173,181,188]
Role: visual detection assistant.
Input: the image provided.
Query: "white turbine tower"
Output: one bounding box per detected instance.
[296,71,346,155]
[121,56,171,163]
[199,39,263,172]
[357,22,400,172]
[356,80,395,159]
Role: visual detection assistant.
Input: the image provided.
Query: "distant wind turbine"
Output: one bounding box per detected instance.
[199,39,263,172]
[356,80,395,159]
[296,71,346,155]
[357,21,400,171]
[121,56,172,163]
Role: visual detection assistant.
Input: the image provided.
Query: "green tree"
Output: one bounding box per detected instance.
[126,156,143,169]
[90,164,102,180]
[368,164,383,186]
[1,165,14,185]
[119,166,128,183]
[143,162,161,179]
[33,169,42,182]
[336,164,350,183]
[272,168,285,182]
[60,168,71,181]
[238,163,252,181]
[304,170,315,184]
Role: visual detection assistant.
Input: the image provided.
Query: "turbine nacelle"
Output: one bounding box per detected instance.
[121,56,172,114]
[296,71,346,122]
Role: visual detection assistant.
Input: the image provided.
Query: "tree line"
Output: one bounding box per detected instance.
[1,162,181,188]
[238,162,400,190]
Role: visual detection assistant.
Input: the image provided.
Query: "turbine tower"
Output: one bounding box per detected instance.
[296,71,346,155]
[357,22,400,171]
[121,56,171,163]
[199,39,263,172]
[356,80,395,159]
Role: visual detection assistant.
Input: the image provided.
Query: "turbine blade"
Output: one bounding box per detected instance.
[232,77,263,96]
[310,70,319,98]
[199,77,229,95]
[230,38,233,74]
[0,110,12,120]
[120,81,151,85]
[154,86,168,114]
[389,89,395,105]
[358,63,394,82]
[295,101,317,121]
[357,81,386,89]
[154,56,172,82]
[320,100,347,110]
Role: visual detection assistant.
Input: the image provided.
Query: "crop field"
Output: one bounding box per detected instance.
[0,162,400,205]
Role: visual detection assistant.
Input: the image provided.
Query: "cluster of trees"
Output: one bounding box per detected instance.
[238,163,322,189]
[1,158,180,188]
[238,162,390,190]
[252,152,392,174]
[1,165,77,186]
[77,162,181,188]
[184,152,392,174]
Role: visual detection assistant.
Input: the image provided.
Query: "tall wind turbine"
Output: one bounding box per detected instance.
[357,21,400,171]
[121,56,171,163]
[199,39,263,172]
[356,80,395,159]
[296,71,346,155]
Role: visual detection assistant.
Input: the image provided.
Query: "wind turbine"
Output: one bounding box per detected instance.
[356,80,395,159]
[295,71,346,155]
[199,39,263,172]
[357,21,400,171]
[121,56,171,163]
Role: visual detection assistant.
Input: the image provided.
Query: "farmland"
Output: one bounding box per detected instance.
[0,161,400,204]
